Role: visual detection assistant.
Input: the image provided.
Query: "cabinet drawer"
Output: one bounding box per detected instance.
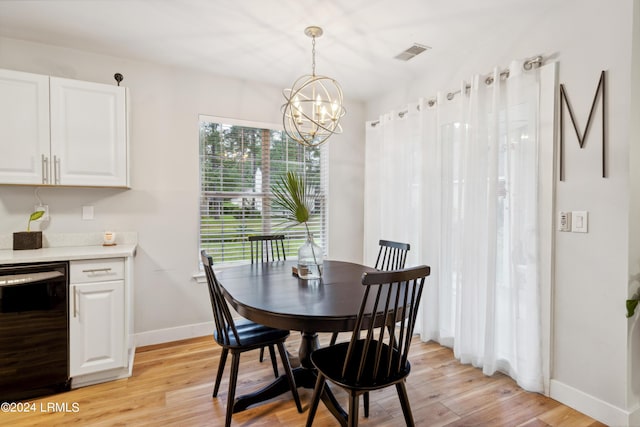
[70,258,124,283]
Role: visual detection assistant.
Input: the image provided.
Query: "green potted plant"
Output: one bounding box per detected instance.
[13,210,45,250]
[271,171,323,279]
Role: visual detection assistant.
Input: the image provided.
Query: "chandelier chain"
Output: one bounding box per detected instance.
[311,36,316,76]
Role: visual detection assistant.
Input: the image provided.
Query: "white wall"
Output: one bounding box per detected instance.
[628,0,640,422]
[0,37,365,342]
[366,0,637,425]
[1,1,637,423]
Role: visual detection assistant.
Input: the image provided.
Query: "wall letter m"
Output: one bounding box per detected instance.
[559,70,606,181]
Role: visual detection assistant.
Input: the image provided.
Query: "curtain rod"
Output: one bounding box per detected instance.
[369,55,544,127]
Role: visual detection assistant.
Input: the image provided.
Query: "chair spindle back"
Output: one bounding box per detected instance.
[342,265,429,383]
[375,239,410,271]
[201,250,241,346]
[249,235,286,263]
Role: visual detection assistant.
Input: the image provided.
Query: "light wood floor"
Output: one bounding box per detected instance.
[3,334,606,426]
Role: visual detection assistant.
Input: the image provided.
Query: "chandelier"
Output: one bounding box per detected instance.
[282,26,346,147]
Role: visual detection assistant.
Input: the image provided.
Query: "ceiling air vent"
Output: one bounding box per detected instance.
[394,43,430,61]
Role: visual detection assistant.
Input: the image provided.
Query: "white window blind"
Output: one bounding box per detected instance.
[199,116,327,265]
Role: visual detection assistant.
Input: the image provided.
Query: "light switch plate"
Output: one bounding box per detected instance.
[572,211,588,233]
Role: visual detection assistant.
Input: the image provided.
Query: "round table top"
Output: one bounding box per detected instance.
[216,260,377,333]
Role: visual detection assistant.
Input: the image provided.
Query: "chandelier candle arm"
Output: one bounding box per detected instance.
[282,26,346,147]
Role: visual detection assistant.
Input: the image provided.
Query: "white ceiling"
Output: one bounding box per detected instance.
[0,0,554,101]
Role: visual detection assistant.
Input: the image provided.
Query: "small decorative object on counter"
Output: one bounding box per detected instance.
[103,231,117,246]
[13,211,44,250]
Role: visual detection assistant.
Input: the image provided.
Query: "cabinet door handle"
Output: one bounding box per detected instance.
[41,155,49,184]
[73,285,77,318]
[82,268,113,273]
[53,155,61,184]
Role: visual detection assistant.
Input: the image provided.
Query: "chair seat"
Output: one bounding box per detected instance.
[311,340,411,391]
[214,319,290,349]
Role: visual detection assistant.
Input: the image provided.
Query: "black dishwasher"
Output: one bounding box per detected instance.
[0,261,70,402]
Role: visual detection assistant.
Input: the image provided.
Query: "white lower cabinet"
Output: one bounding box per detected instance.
[69,258,129,385]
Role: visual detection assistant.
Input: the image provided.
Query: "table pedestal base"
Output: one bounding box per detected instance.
[231,331,348,426]
[232,367,346,422]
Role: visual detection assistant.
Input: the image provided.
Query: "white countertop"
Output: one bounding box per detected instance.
[0,244,137,265]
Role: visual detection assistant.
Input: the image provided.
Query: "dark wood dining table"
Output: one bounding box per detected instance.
[216,259,377,423]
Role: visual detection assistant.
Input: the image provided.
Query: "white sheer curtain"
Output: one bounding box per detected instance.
[364,60,556,392]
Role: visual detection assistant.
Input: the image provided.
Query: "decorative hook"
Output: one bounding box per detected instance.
[114,73,124,86]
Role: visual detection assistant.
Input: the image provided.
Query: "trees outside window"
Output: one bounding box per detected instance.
[199,116,326,264]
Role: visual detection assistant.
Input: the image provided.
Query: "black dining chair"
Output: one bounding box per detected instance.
[306,265,430,427]
[329,239,411,346]
[249,234,286,263]
[200,250,302,427]
[248,234,288,370]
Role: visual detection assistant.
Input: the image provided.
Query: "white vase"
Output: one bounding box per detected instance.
[297,234,323,279]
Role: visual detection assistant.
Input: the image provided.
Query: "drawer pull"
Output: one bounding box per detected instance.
[82,268,113,273]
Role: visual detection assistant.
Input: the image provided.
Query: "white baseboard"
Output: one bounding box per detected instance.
[550,379,632,426]
[629,405,640,427]
[134,321,213,347]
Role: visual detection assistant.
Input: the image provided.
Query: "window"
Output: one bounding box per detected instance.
[199,116,327,265]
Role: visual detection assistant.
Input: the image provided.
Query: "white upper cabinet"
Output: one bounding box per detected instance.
[0,69,129,187]
[0,69,50,184]
[50,77,128,187]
